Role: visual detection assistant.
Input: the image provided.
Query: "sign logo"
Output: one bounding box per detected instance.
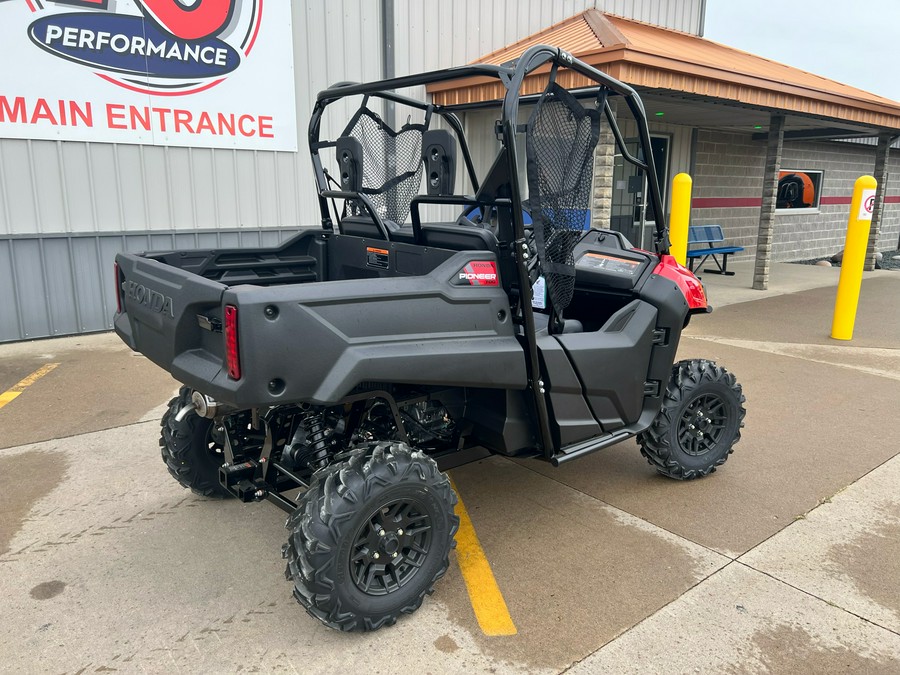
[453,261,500,287]
[24,0,262,96]
[1,0,295,150]
[859,188,877,221]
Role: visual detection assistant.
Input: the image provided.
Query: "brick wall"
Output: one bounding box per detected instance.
[690,131,766,259]
[690,130,900,261]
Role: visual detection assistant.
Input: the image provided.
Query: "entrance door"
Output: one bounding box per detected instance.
[610,136,669,248]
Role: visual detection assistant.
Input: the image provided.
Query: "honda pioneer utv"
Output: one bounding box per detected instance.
[114,46,745,632]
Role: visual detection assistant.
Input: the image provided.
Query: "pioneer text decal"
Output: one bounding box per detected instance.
[452,261,500,287]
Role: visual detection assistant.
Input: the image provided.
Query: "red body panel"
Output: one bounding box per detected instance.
[653,255,708,310]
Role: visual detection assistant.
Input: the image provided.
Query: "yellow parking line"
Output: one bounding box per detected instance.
[450,477,517,636]
[0,363,60,410]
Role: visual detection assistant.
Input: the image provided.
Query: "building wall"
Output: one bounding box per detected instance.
[690,129,900,263]
[777,140,900,259]
[689,130,766,257]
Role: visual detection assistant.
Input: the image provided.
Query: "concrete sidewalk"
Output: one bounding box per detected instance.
[691,258,897,309]
[0,261,898,673]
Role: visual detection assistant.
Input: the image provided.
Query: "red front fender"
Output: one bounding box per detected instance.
[653,255,709,311]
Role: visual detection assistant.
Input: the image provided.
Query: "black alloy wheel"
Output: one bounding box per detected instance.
[284,441,458,631]
[638,359,746,480]
[350,498,434,595]
[677,393,730,457]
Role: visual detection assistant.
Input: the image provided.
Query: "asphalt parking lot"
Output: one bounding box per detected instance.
[2,262,899,673]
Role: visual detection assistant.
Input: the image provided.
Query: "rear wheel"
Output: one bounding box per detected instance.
[638,359,746,480]
[159,386,232,498]
[284,441,458,631]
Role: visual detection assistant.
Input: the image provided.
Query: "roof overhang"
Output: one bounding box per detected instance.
[427,10,900,134]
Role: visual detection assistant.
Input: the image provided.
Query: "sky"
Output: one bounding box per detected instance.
[704,0,900,102]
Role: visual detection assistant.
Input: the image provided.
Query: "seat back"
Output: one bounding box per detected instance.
[688,225,724,245]
[341,105,428,225]
[340,215,416,244]
[422,129,457,196]
[420,222,498,253]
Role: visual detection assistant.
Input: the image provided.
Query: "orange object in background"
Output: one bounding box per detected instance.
[777,171,815,208]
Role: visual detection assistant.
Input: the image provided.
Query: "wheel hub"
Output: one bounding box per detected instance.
[382,534,401,555]
[350,498,433,596]
[679,394,729,457]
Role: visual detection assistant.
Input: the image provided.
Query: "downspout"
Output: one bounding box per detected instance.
[381,0,395,128]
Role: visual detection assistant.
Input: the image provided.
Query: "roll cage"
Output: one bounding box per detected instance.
[306,45,670,460]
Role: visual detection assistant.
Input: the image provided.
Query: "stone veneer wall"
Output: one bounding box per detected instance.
[690,130,900,262]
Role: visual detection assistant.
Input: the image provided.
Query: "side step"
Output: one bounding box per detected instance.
[550,429,636,466]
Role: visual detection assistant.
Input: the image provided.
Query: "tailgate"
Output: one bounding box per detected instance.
[114,253,227,386]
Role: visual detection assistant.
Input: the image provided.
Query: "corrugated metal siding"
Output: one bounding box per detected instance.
[395,0,703,79]
[0,228,300,342]
[0,140,310,235]
[0,0,701,341]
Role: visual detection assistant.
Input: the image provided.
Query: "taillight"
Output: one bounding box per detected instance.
[224,305,241,380]
[114,262,122,314]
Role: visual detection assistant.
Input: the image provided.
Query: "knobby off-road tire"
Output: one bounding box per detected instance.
[638,359,746,480]
[284,441,459,631]
[159,386,232,498]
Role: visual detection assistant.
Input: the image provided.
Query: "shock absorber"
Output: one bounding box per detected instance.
[285,406,332,473]
[303,410,331,470]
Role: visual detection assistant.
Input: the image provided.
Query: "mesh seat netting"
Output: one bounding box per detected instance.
[343,108,426,225]
[526,82,602,314]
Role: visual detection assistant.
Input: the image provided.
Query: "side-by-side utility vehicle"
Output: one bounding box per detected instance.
[114,46,746,631]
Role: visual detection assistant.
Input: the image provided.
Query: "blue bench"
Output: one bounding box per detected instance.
[686,225,744,276]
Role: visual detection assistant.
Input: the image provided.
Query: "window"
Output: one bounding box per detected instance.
[776,169,823,211]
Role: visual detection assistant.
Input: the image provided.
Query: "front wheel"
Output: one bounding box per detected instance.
[284,442,459,631]
[638,359,746,480]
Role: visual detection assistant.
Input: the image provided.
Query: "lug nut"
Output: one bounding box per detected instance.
[379,529,386,536]
[373,552,380,560]
[391,552,398,558]
[397,529,403,536]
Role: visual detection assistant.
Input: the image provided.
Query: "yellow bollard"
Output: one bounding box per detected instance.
[669,173,692,266]
[831,175,878,340]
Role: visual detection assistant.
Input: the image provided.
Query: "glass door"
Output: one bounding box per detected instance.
[610,135,669,249]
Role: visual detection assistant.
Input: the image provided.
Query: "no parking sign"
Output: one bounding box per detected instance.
[858,189,877,220]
